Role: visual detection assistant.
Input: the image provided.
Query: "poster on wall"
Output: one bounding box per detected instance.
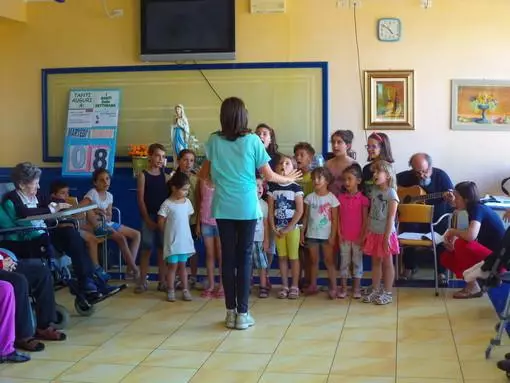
[62,89,120,177]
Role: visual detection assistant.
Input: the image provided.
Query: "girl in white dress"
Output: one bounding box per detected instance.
[158,171,195,302]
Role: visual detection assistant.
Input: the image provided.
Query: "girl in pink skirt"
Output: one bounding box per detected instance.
[362,160,399,305]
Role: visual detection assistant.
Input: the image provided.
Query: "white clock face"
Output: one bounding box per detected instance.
[378,19,401,41]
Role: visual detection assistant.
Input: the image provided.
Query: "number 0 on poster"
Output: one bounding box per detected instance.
[62,89,120,177]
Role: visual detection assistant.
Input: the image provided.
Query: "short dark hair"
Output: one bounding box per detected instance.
[293,142,316,156]
[367,132,394,163]
[256,123,279,155]
[92,168,110,182]
[219,97,251,141]
[50,179,69,195]
[148,143,166,155]
[167,170,190,195]
[342,163,363,180]
[311,166,333,184]
[178,149,196,160]
[455,181,480,208]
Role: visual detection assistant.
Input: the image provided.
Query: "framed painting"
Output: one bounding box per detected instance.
[451,79,510,131]
[364,70,414,130]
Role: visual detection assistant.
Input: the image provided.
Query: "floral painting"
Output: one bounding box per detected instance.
[364,70,414,130]
[451,80,510,131]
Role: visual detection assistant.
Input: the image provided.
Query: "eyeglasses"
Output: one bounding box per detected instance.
[413,168,430,176]
[365,144,379,150]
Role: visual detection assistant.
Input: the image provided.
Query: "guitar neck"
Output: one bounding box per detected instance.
[410,191,444,203]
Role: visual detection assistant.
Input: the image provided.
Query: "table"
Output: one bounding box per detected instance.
[17,204,98,222]
[482,195,510,212]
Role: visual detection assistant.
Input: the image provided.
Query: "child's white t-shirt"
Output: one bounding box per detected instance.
[158,198,195,256]
[84,188,113,210]
[254,199,268,243]
[304,192,340,240]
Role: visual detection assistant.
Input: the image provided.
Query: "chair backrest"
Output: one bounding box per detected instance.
[398,204,434,224]
[0,183,15,201]
[66,196,79,208]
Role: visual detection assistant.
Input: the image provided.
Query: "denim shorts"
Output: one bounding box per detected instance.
[306,238,328,247]
[165,253,192,264]
[141,217,163,251]
[201,223,219,238]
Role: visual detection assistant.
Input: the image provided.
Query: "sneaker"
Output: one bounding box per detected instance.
[94,266,111,281]
[82,278,98,294]
[182,289,193,301]
[362,289,380,303]
[167,289,176,302]
[225,309,236,329]
[374,290,393,305]
[235,312,255,330]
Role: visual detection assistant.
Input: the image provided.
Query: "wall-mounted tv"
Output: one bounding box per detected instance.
[141,0,235,62]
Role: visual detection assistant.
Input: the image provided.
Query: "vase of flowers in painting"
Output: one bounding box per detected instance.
[470,93,497,124]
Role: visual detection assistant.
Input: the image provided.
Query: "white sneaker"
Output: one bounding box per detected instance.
[463,261,488,282]
[225,309,236,329]
[235,312,255,330]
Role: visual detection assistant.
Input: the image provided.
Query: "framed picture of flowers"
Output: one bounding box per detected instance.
[451,79,510,131]
[364,70,414,130]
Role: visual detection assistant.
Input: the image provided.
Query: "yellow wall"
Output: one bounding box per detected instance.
[1,0,510,192]
[0,0,26,22]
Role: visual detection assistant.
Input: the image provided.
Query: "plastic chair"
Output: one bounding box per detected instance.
[67,197,122,274]
[397,204,452,296]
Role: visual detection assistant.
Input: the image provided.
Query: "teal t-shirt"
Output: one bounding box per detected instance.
[205,133,270,220]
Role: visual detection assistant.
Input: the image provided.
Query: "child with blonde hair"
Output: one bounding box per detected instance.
[362,160,399,305]
[268,155,304,299]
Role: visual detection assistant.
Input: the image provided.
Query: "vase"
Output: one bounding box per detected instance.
[131,156,148,178]
[476,104,490,124]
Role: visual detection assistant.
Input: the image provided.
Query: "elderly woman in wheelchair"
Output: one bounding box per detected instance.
[0,162,124,316]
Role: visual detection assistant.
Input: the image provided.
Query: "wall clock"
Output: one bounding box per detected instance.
[378,18,401,42]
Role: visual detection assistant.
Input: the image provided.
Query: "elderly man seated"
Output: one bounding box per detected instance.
[397,153,454,284]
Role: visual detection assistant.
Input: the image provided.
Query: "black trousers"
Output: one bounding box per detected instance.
[0,259,56,338]
[217,219,257,314]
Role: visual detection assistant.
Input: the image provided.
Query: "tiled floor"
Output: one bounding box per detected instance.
[1,285,509,383]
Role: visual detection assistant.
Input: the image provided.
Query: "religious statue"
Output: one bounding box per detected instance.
[170,104,190,166]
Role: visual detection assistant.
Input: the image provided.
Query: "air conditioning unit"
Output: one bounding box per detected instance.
[250,0,286,14]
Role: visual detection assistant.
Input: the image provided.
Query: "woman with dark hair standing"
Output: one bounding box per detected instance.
[199,97,301,330]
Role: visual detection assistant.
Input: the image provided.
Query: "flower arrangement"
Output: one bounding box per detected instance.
[470,93,498,111]
[128,144,149,158]
[128,144,149,178]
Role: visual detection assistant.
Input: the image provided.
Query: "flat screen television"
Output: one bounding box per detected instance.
[141,0,236,62]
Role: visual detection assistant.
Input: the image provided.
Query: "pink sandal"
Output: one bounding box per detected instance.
[200,289,214,298]
[337,287,347,299]
[214,287,225,298]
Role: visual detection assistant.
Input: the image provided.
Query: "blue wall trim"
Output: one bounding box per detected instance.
[41,61,329,163]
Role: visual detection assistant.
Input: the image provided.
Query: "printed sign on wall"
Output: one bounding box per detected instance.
[62,89,120,177]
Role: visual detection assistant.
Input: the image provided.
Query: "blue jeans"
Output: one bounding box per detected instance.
[217,219,257,314]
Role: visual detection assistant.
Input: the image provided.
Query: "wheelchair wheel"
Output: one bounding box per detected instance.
[52,304,70,330]
[74,298,95,317]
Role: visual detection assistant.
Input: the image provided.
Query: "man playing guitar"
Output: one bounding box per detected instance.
[397,153,454,284]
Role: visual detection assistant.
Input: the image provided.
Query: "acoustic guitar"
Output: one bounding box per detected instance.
[398,185,447,204]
